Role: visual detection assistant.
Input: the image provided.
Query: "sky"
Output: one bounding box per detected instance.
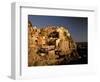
[28,15,88,42]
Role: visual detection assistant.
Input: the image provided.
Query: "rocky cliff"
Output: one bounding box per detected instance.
[28,21,79,66]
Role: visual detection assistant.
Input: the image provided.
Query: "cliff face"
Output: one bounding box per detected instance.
[28,21,79,66]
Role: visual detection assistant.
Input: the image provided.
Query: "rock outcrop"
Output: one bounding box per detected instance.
[28,21,79,66]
